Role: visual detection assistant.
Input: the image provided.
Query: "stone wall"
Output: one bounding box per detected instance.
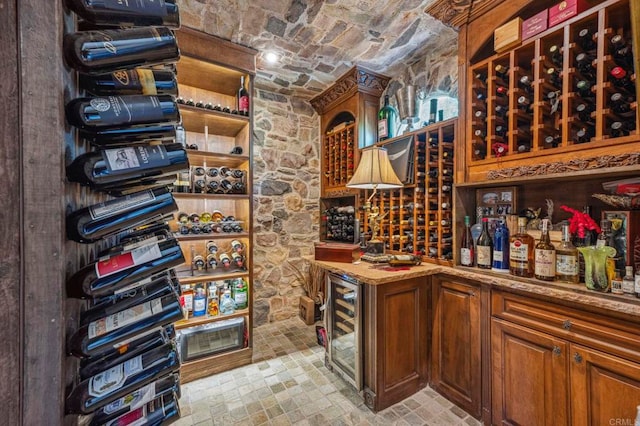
[252,90,321,325]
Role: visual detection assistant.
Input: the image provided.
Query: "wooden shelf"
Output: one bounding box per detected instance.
[174,309,249,330]
[185,151,250,168]
[177,56,247,96]
[175,232,250,241]
[172,192,250,201]
[176,269,250,285]
[180,105,249,136]
[180,346,252,384]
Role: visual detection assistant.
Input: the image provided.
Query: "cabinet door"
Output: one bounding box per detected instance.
[491,318,569,426]
[431,277,481,418]
[570,344,640,426]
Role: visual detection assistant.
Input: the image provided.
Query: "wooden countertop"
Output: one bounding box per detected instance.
[307,257,640,318]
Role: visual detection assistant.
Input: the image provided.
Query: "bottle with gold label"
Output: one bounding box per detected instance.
[535,219,556,281]
[510,217,534,277]
[555,224,579,283]
[207,283,219,316]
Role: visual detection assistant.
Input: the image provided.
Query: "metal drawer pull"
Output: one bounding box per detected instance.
[553,346,561,356]
[562,320,572,330]
[574,353,583,363]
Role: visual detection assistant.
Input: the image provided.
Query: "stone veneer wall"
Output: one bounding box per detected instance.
[252,90,321,325]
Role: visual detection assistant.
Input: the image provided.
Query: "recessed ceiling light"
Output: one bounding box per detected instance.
[265,52,279,63]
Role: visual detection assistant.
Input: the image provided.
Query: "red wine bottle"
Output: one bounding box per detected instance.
[79,123,181,147]
[63,27,180,74]
[93,391,180,426]
[237,75,249,116]
[66,187,178,243]
[68,283,182,358]
[65,342,180,414]
[66,95,180,129]
[66,238,184,299]
[65,0,180,28]
[79,325,175,380]
[105,175,177,196]
[80,69,178,96]
[610,67,635,92]
[66,143,188,191]
[88,374,180,426]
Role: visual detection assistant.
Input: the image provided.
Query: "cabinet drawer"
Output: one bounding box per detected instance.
[492,291,640,363]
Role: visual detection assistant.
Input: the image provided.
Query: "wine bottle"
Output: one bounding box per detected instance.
[460,216,474,267]
[377,95,398,141]
[610,67,635,91]
[549,44,563,67]
[519,75,534,93]
[492,219,510,272]
[66,94,180,129]
[80,69,178,97]
[475,217,493,269]
[237,75,250,116]
[495,85,508,97]
[494,64,509,81]
[574,125,595,143]
[65,342,180,414]
[472,141,487,160]
[79,124,180,147]
[64,0,180,28]
[66,187,178,243]
[575,102,595,123]
[494,105,508,118]
[517,95,532,112]
[610,121,633,138]
[545,67,562,88]
[575,52,595,74]
[63,27,180,75]
[555,224,579,284]
[88,374,180,426]
[66,238,185,299]
[610,92,636,117]
[576,28,596,51]
[576,79,595,99]
[611,35,634,68]
[534,219,556,281]
[66,143,188,192]
[509,216,535,277]
[78,325,175,380]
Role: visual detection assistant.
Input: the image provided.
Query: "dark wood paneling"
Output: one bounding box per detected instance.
[0,0,22,424]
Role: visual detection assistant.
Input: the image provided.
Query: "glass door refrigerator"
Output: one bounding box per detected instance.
[326,272,362,390]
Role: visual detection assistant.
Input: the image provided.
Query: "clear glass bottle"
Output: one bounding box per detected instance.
[535,219,556,281]
[476,217,493,269]
[555,224,579,283]
[460,215,475,267]
[623,266,635,295]
[510,217,535,277]
[611,270,624,295]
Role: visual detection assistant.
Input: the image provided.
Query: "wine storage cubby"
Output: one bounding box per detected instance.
[466,0,638,183]
[360,119,456,265]
[323,121,358,191]
[320,195,359,243]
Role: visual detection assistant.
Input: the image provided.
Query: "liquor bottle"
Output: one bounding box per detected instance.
[78,325,174,380]
[232,278,248,309]
[623,265,635,295]
[63,27,180,75]
[555,224,579,283]
[66,238,185,299]
[510,216,535,277]
[80,69,178,97]
[611,270,624,294]
[79,123,181,147]
[219,289,236,314]
[88,374,180,426]
[476,217,493,269]
[492,219,510,272]
[69,286,182,358]
[66,187,178,243]
[237,75,250,116]
[192,287,207,317]
[377,95,398,141]
[534,219,556,281]
[576,28,596,51]
[66,143,188,192]
[65,342,180,414]
[549,44,563,67]
[610,67,635,92]
[64,0,180,27]
[66,95,180,129]
[596,219,616,290]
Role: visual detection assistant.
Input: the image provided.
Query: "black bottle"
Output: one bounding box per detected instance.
[64,0,180,27]
[78,124,181,147]
[63,27,180,74]
[80,69,178,97]
[576,28,596,51]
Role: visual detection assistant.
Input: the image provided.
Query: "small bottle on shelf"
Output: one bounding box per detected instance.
[237,75,250,116]
[623,266,635,295]
[611,270,624,295]
[556,224,579,283]
[492,218,510,272]
[510,216,534,277]
[378,94,398,141]
[475,217,493,269]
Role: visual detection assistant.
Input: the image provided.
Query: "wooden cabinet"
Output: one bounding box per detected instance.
[172,28,256,383]
[491,290,640,425]
[362,277,429,411]
[431,275,482,418]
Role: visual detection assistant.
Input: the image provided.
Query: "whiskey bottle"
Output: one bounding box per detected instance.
[555,224,579,283]
[475,217,493,269]
[510,216,534,277]
[64,0,180,28]
[534,219,556,281]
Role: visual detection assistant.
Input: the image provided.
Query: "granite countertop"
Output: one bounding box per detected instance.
[306,257,640,318]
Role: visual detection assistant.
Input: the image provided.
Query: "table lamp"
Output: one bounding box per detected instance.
[346,146,403,259]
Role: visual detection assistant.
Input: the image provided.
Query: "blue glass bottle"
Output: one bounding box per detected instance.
[492,217,510,272]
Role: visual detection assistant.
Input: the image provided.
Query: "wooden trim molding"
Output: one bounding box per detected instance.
[424,0,505,29]
[486,152,640,180]
[310,66,390,114]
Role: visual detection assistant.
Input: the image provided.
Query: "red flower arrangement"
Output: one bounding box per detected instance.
[560,205,601,238]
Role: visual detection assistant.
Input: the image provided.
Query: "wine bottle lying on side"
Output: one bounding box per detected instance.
[80,69,178,97]
[66,187,178,243]
[79,124,183,147]
[65,342,180,415]
[65,0,181,28]
[66,237,185,299]
[87,374,181,426]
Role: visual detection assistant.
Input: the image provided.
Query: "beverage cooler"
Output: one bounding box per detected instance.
[325,273,363,390]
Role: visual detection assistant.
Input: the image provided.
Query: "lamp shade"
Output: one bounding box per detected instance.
[346,147,403,189]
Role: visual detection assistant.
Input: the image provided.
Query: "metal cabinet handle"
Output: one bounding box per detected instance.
[553,346,561,356]
[574,352,583,363]
[562,320,572,330]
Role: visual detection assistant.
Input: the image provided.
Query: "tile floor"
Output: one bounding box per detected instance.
[175,317,482,426]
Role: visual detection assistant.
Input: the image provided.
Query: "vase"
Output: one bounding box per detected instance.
[576,245,617,292]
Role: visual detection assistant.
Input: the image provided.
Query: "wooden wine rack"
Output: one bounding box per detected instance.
[323,123,357,190]
[360,119,456,265]
[466,0,639,183]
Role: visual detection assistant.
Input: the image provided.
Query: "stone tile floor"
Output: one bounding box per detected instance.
[175,317,482,426]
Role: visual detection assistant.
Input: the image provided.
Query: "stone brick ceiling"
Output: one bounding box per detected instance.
[180,0,456,98]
